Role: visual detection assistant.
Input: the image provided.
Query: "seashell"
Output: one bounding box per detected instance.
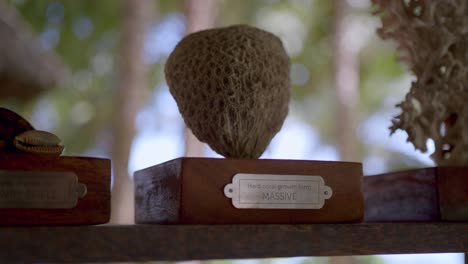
[14,130,64,156]
[165,25,290,158]
[0,107,34,152]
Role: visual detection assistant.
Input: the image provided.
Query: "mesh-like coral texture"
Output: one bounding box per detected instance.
[373,0,468,165]
[165,25,290,158]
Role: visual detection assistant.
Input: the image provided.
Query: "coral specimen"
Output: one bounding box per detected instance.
[14,130,64,156]
[0,108,64,156]
[165,25,290,158]
[373,0,468,165]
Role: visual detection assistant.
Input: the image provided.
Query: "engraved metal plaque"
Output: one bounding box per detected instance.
[224,173,332,209]
[0,171,87,209]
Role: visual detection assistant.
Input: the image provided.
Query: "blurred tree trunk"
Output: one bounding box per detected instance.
[110,0,152,224]
[333,0,359,163]
[182,0,217,157]
[331,0,359,263]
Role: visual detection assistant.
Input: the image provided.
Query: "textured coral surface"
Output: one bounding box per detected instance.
[373,0,468,165]
[165,25,290,158]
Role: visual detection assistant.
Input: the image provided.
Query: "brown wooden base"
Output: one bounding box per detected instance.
[134,157,363,224]
[0,153,111,225]
[364,167,468,222]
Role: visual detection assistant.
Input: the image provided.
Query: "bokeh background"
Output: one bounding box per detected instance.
[0,0,463,263]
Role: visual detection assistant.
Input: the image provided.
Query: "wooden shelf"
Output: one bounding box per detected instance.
[0,223,467,263]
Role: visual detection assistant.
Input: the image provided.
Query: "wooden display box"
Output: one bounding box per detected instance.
[0,153,110,225]
[134,157,363,224]
[364,167,468,222]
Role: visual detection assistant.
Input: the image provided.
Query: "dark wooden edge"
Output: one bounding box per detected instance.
[137,157,363,170]
[365,166,468,222]
[134,159,182,223]
[0,223,468,263]
[436,167,468,221]
[364,167,439,221]
[365,167,436,177]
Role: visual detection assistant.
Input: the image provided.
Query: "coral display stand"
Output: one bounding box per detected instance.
[0,153,111,225]
[365,167,468,222]
[134,157,363,224]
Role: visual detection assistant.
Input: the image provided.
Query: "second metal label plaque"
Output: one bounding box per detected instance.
[0,170,87,209]
[224,173,332,209]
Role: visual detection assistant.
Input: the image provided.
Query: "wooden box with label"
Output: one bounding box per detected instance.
[134,157,363,224]
[365,167,468,222]
[0,153,111,225]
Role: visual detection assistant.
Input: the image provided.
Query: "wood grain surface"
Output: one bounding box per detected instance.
[365,167,468,221]
[0,153,111,225]
[0,223,468,263]
[135,157,363,224]
[438,167,468,221]
[364,168,439,222]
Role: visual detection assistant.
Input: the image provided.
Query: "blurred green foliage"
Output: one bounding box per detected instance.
[353,256,386,264]
[6,0,119,154]
[4,0,423,171]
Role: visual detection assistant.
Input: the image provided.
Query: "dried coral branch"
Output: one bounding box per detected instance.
[373,0,468,165]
